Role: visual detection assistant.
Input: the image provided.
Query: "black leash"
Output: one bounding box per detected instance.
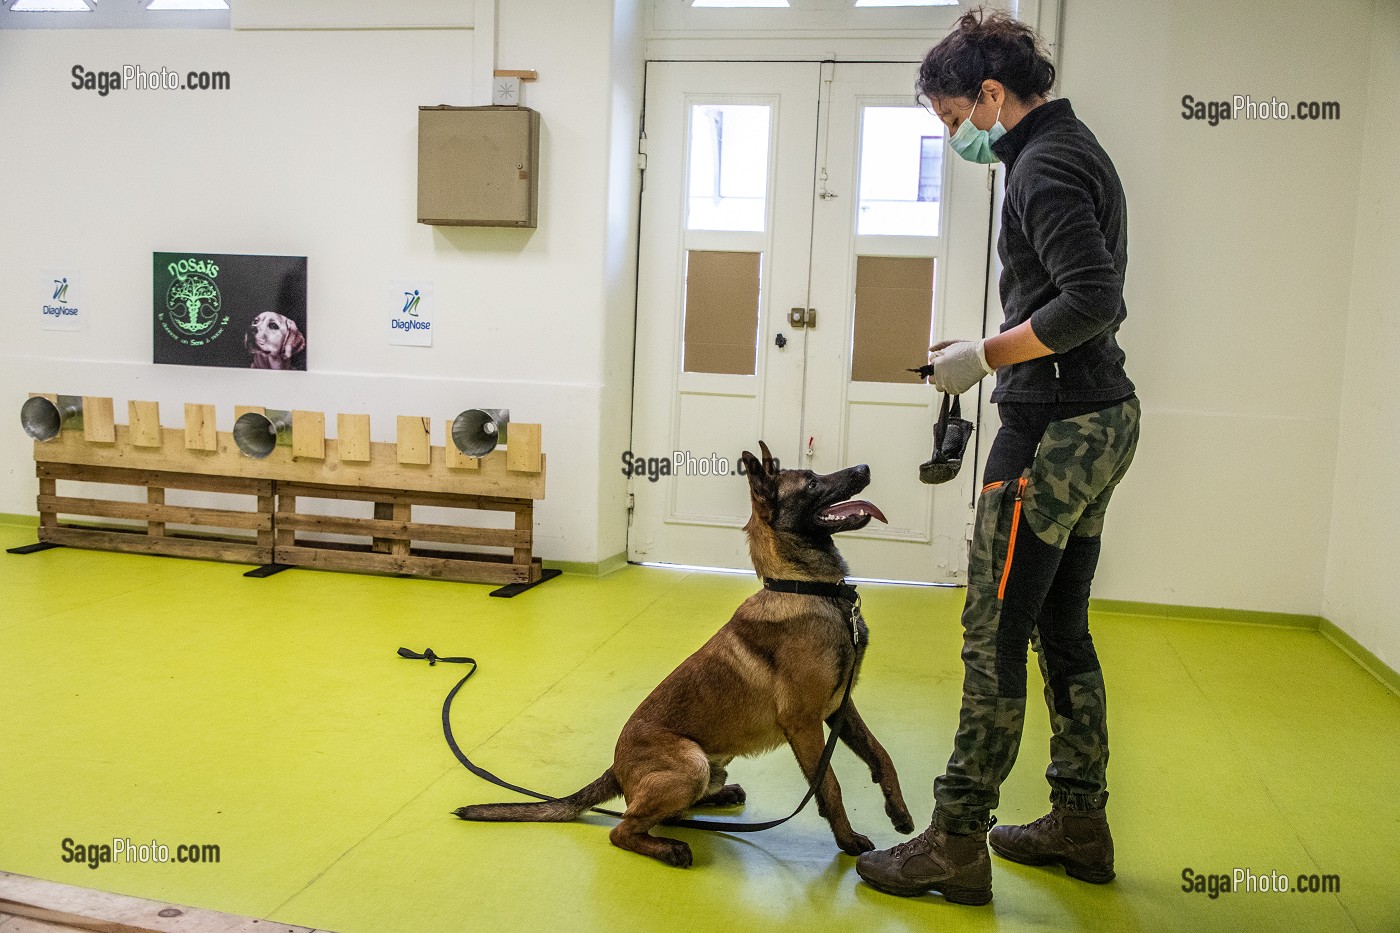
[404,578,861,834]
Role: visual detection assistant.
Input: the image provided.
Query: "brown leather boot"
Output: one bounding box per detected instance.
[855,824,992,904]
[988,807,1115,883]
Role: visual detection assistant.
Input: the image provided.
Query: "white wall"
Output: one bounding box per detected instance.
[0,1,644,565]
[1056,0,1374,614]
[1324,0,1400,671]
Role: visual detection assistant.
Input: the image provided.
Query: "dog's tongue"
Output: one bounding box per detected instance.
[821,499,887,524]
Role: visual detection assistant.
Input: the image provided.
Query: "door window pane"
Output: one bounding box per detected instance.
[850,255,935,383]
[683,250,761,375]
[687,104,771,232]
[857,106,943,236]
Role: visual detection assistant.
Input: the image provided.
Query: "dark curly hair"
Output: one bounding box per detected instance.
[917,7,1056,104]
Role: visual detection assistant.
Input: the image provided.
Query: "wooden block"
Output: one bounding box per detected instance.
[37,476,56,528]
[292,410,326,460]
[257,493,275,548]
[81,396,115,444]
[338,413,371,462]
[184,403,217,451]
[444,419,480,470]
[506,422,542,473]
[513,502,534,565]
[396,416,431,465]
[128,401,162,448]
[372,501,395,553]
[275,494,297,549]
[147,486,166,538]
[234,405,265,421]
[389,502,411,555]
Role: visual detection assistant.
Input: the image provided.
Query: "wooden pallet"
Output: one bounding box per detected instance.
[24,398,549,589]
[36,463,274,566]
[274,481,540,585]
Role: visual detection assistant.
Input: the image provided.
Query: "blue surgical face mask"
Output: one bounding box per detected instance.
[948,91,1005,164]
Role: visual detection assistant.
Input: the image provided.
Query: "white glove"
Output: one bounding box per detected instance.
[929,339,993,395]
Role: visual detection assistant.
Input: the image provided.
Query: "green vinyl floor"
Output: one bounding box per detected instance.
[0,522,1397,933]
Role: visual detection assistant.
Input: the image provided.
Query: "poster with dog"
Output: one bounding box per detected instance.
[152,252,308,370]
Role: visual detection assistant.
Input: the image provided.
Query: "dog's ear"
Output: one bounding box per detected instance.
[757,440,779,476]
[283,321,306,360]
[741,447,777,522]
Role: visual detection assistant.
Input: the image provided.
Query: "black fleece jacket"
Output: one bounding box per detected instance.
[988,98,1135,405]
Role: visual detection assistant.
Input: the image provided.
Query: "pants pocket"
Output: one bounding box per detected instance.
[1022,399,1140,549]
[969,474,1026,592]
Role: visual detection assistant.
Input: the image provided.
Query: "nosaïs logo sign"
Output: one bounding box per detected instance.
[40,270,81,331]
[388,281,433,347]
[160,255,229,347]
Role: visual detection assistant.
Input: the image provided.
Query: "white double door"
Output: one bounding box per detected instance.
[628,61,992,584]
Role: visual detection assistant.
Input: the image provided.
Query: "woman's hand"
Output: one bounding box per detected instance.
[928,339,993,395]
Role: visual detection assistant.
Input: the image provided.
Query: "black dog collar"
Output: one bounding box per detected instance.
[763,578,859,604]
[764,578,862,646]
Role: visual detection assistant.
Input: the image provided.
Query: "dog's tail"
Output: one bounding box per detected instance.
[453,769,622,823]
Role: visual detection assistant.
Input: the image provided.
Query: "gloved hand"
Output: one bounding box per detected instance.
[928,339,993,395]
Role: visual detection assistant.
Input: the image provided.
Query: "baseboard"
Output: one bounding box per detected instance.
[1090,597,1398,697]
[1318,618,1400,698]
[1089,598,1322,629]
[0,513,39,528]
[542,552,627,577]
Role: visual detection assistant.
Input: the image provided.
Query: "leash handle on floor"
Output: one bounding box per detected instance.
[407,647,855,834]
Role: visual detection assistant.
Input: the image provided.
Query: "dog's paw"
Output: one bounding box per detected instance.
[659,841,694,868]
[696,783,747,808]
[838,833,875,856]
[887,802,915,834]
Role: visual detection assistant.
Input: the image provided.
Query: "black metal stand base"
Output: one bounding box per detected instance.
[6,542,64,555]
[244,563,294,578]
[490,567,562,598]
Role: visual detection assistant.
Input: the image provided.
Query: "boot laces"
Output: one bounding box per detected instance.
[887,827,941,861]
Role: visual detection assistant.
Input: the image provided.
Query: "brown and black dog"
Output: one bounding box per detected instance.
[454,442,913,866]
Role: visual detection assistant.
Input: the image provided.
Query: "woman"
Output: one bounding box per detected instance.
[856,9,1140,904]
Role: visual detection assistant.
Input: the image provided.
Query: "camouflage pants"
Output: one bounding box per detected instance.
[933,397,1140,834]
